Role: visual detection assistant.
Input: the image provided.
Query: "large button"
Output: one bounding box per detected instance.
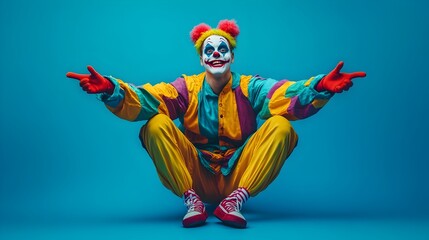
[220,114,223,118]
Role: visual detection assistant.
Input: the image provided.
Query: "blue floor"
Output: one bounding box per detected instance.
[1,208,428,240]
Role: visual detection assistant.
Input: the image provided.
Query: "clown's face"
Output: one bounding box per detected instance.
[200,35,233,76]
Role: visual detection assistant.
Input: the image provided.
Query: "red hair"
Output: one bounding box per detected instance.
[190,19,240,54]
[217,20,240,38]
[190,23,211,43]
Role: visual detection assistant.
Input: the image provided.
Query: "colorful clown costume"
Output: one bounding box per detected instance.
[98,71,333,203]
[67,18,366,228]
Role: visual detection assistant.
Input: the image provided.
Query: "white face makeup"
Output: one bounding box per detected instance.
[200,35,233,76]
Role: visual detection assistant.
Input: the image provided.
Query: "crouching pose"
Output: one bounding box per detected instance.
[67,19,366,228]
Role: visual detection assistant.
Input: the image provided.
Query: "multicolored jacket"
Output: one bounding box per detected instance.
[99,72,333,175]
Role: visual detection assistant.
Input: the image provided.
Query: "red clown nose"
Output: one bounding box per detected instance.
[213,51,220,58]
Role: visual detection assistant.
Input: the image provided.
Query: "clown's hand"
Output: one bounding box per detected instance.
[315,61,366,93]
[66,66,114,94]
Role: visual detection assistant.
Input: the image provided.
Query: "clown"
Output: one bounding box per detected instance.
[67,19,366,228]
[201,35,233,76]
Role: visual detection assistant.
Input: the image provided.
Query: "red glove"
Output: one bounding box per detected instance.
[316,61,366,93]
[66,65,114,94]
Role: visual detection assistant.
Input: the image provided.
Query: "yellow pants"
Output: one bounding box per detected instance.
[140,114,298,204]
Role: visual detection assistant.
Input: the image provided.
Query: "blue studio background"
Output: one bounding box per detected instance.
[1,0,428,239]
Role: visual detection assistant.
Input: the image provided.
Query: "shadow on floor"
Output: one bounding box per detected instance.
[104,204,377,226]
[243,207,373,222]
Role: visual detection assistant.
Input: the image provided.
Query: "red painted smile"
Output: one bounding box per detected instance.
[205,59,230,68]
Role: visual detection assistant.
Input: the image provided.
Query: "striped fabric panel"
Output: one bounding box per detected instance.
[130,84,164,121]
[100,77,125,108]
[267,80,288,98]
[312,99,329,108]
[169,77,189,117]
[108,80,156,121]
[234,86,257,141]
[100,77,164,121]
[182,73,205,142]
[198,80,219,144]
[260,80,295,119]
[265,75,333,120]
[238,74,254,97]
[219,84,242,147]
[140,80,187,120]
[247,77,279,116]
[286,96,319,119]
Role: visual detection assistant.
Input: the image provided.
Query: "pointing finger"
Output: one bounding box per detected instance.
[66,72,89,80]
[349,72,367,79]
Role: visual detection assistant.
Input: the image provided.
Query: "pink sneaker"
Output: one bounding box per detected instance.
[214,187,250,228]
[182,189,208,227]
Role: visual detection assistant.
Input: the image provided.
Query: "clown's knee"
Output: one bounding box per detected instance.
[142,114,172,135]
[264,115,298,144]
[139,114,174,145]
[266,115,295,135]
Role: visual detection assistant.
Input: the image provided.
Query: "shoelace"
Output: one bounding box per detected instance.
[222,188,249,213]
[184,193,204,213]
[223,195,245,212]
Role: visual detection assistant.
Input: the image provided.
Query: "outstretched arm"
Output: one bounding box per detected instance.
[247,61,366,120]
[315,61,366,93]
[67,66,186,122]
